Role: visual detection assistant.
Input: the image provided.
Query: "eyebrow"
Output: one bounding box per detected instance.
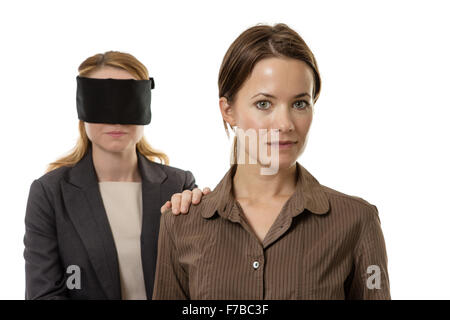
[251,92,311,99]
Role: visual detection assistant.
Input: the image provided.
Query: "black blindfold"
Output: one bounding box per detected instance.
[76,76,155,125]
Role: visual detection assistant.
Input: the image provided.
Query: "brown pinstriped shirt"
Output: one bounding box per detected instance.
[153,162,391,300]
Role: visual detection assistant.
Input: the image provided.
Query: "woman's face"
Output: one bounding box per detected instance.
[83,66,145,154]
[220,57,315,170]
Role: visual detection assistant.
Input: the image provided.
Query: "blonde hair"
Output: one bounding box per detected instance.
[46,51,169,173]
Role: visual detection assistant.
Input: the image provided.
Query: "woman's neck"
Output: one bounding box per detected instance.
[91,144,141,182]
[232,162,297,202]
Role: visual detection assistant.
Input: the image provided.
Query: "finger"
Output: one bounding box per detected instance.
[171,193,182,215]
[191,188,203,204]
[202,187,211,195]
[160,201,171,214]
[180,190,192,214]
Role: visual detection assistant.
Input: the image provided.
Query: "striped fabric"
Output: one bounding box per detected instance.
[153,162,391,300]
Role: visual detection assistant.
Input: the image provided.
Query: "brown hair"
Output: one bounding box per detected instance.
[218,23,321,164]
[46,51,169,173]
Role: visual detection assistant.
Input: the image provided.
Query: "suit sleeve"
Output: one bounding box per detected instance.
[183,170,197,190]
[23,179,68,300]
[152,211,189,299]
[345,205,391,300]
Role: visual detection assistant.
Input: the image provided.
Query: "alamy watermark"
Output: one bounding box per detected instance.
[234,128,280,175]
[66,265,81,290]
[366,265,381,289]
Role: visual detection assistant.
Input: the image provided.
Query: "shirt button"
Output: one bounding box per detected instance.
[252,261,260,269]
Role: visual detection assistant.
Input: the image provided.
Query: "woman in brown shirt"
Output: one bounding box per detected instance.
[153,23,391,300]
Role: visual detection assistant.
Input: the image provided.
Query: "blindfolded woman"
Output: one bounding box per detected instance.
[24,51,208,299]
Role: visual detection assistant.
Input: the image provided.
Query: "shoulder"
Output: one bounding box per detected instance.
[153,161,194,180]
[150,161,187,175]
[31,165,72,194]
[316,184,385,255]
[321,184,376,209]
[26,166,74,217]
[319,184,381,226]
[161,190,217,232]
[140,156,195,188]
[159,193,221,258]
[300,163,378,223]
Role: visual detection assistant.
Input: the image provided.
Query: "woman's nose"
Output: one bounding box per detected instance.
[272,106,294,132]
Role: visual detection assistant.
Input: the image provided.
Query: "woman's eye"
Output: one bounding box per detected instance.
[255,100,271,110]
[293,100,310,109]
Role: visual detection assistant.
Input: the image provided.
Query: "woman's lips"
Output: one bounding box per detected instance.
[267,141,298,149]
[106,132,126,138]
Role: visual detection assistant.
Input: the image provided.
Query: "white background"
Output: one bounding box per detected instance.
[1,0,449,300]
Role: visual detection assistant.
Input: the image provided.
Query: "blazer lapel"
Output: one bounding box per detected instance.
[61,145,121,300]
[137,152,167,299]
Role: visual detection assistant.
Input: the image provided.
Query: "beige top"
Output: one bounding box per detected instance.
[98,181,147,300]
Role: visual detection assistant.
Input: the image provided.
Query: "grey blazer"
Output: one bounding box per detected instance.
[23,145,197,300]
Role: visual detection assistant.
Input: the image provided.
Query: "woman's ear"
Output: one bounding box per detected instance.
[219,97,236,127]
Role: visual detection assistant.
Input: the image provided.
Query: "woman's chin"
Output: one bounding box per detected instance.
[96,141,132,154]
[256,155,297,172]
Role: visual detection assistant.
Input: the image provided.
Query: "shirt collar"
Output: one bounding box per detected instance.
[201,162,330,219]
